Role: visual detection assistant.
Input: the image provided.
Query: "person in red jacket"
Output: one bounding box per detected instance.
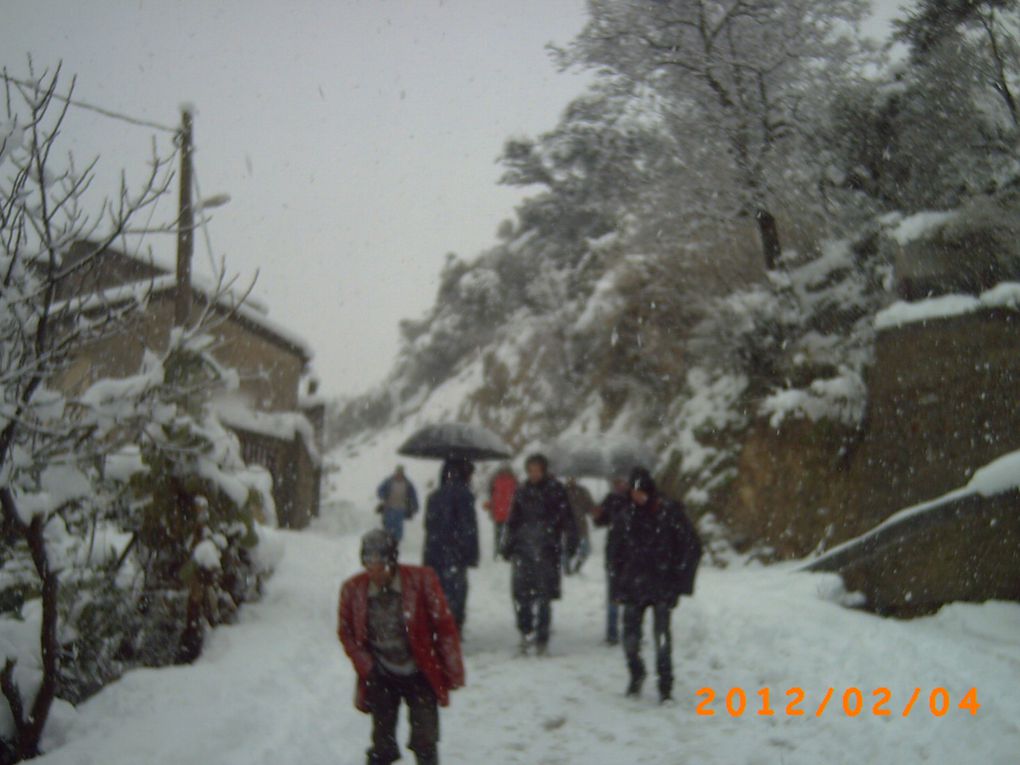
[484,465,517,559]
[338,529,465,765]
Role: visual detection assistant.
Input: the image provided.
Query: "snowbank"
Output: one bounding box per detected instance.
[30,507,1020,765]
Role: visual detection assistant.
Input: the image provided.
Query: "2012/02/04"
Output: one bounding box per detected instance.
[694,687,982,718]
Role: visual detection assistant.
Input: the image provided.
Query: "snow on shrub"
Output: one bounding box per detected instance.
[760,369,868,428]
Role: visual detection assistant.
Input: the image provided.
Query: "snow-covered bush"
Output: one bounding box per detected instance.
[659,369,750,508]
[0,66,273,761]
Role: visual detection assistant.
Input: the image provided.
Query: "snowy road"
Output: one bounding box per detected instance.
[37,505,1020,765]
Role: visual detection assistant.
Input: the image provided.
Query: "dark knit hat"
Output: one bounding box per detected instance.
[629,466,657,496]
[361,529,398,565]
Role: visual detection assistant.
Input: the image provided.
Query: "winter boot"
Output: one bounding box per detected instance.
[659,678,673,704]
[626,671,645,698]
[535,641,549,657]
[518,633,534,656]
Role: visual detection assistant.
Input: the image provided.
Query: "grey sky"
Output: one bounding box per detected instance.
[3,0,905,398]
[2,0,591,396]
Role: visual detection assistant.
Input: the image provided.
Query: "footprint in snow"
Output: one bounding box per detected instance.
[543,716,567,731]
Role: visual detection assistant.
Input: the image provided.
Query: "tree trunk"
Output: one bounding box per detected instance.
[755,208,782,270]
[18,516,59,760]
[0,492,60,762]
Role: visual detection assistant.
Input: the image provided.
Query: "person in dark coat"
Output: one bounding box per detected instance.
[338,530,464,765]
[423,460,480,632]
[609,467,702,703]
[499,453,579,656]
[563,478,594,574]
[593,476,630,645]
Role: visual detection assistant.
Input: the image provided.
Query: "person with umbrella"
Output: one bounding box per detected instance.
[423,459,480,633]
[499,453,580,656]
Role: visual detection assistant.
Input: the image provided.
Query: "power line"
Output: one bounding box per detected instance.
[1,72,179,134]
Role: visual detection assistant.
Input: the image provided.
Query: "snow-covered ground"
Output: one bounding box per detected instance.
[35,452,1020,764]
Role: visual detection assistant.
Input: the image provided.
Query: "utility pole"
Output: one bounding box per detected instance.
[175,108,194,326]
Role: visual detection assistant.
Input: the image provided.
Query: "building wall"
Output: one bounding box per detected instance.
[198,304,304,411]
[56,294,305,413]
[236,430,319,529]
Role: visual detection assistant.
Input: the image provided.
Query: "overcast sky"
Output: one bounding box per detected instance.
[3,0,905,399]
[2,0,592,396]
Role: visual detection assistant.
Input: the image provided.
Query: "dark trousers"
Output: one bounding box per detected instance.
[606,579,619,642]
[493,522,504,559]
[622,602,674,694]
[514,594,552,645]
[436,566,468,630]
[365,669,439,765]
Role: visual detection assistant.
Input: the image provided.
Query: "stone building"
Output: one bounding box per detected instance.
[53,241,322,528]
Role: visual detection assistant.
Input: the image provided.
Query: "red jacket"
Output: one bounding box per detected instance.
[489,472,518,524]
[338,564,464,713]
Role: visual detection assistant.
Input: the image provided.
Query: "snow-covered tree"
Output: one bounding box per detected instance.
[822,0,1020,215]
[0,63,174,761]
[558,0,873,269]
[895,0,1020,128]
[0,63,272,761]
[78,328,273,672]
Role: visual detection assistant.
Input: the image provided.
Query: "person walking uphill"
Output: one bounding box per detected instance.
[564,478,594,573]
[423,460,480,632]
[377,466,418,543]
[593,476,630,645]
[500,453,580,656]
[485,465,517,559]
[609,467,702,703]
[338,530,464,765]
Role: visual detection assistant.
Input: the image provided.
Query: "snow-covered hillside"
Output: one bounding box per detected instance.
[33,444,1020,765]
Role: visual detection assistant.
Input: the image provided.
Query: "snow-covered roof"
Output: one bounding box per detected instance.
[55,273,313,362]
[213,398,321,464]
[875,282,1020,330]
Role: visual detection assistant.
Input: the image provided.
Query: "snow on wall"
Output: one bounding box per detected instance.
[875,282,1020,330]
[886,210,959,245]
[806,447,1020,567]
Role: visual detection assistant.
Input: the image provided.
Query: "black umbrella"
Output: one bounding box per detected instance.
[397,422,513,462]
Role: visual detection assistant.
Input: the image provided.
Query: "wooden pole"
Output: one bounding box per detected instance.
[175,109,194,326]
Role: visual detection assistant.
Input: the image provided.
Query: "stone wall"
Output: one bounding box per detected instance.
[712,308,1020,559]
[805,490,1020,616]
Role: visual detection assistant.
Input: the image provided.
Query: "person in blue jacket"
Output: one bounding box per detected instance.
[377,466,419,543]
[423,460,480,633]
